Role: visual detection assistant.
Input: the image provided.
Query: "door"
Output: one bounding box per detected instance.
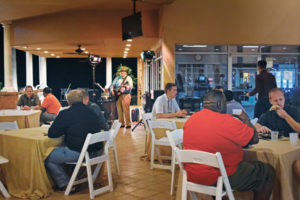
[229,54,260,118]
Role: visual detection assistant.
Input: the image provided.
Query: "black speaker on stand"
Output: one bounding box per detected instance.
[132,51,155,132]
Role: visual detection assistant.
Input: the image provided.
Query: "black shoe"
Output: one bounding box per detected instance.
[54,185,78,194]
[126,125,131,129]
[121,125,125,128]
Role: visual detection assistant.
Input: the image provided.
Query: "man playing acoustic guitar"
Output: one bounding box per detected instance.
[110,66,133,128]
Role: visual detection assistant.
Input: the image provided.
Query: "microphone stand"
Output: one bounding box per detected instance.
[91,63,97,102]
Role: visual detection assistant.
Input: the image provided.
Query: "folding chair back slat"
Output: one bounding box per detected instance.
[149,120,176,129]
[177,149,219,168]
[88,132,111,145]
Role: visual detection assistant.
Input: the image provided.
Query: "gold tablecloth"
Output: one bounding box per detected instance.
[176,139,300,200]
[144,117,188,160]
[0,109,41,129]
[0,127,62,199]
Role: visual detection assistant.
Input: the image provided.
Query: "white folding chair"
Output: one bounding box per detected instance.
[0,121,18,131]
[64,131,113,199]
[176,149,235,200]
[148,120,177,170]
[109,120,122,176]
[142,113,153,153]
[0,156,10,198]
[166,129,183,195]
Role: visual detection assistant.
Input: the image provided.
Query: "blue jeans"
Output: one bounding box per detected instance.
[40,112,57,123]
[45,146,80,188]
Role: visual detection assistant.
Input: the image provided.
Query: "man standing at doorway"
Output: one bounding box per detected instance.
[246,60,277,118]
[110,66,133,128]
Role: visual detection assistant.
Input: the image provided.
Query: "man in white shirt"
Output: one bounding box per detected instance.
[152,83,187,119]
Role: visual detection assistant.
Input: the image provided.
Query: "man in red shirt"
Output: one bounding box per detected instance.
[183,90,275,200]
[40,87,61,124]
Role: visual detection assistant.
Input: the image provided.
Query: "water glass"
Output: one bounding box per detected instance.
[289,133,298,146]
[271,131,279,141]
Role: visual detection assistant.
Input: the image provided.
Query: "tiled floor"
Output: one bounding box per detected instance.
[6,123,178,200]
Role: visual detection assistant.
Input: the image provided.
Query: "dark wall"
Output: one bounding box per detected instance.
[47,58,107,100]
[16,50,26,87]
[33,55,39,86]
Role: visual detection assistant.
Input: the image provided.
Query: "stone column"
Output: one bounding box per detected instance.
[38,56,47,88]
[26,52,33,86]
[1,21,16,91]
[105,57,112,88]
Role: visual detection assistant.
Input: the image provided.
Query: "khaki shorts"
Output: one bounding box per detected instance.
[228,161,271,192]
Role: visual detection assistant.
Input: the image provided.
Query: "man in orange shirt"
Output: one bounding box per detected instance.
[183,90,275,200]
[40,87,61,124]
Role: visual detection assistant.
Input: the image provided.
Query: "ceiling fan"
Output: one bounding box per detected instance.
[64,45,88,55]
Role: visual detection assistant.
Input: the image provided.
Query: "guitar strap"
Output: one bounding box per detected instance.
[119,75,128,89]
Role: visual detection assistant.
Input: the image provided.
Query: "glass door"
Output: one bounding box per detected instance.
[229,54,260,118]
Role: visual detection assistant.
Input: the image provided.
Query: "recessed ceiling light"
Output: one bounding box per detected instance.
[24,46,28,49]
[182,45,207,48]
[56,56,60,58]
[50,53,55,56]
[44,51,48,53]
[125,48,130,51]
[124,51,128,54]
[126,44,131,47]
[127,39,133,42]
[84,51,89,54]
[36,47,41,50]
[81,48,86,50]
[243,45,258,48]
[215,49,219,51]
[282,47,287,50]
